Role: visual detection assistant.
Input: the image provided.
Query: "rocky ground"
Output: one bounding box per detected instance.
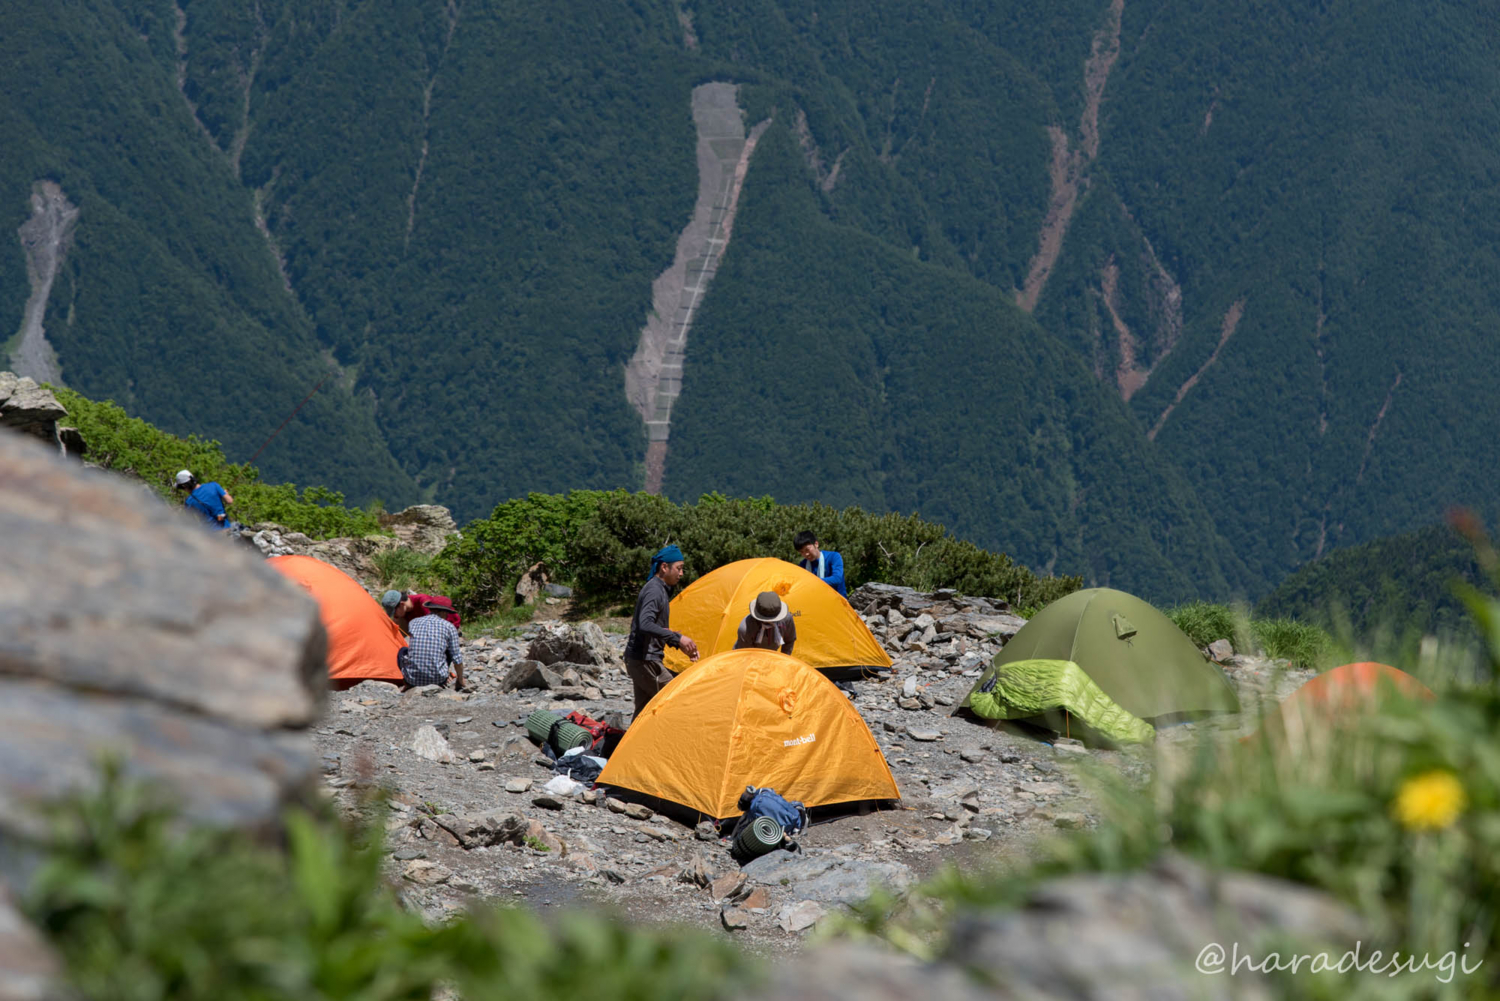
[0,381,1349,998]
[311,583,1315,953]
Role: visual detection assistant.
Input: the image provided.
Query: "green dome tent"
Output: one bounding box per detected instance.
[958,588,1239,731]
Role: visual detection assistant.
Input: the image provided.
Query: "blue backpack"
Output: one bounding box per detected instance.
[735,786,808,838]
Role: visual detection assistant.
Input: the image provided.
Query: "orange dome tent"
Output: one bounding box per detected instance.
[1252,662,1433,749]
[268,555,406,687]
[662,558,892,680]
[598,648,900,819]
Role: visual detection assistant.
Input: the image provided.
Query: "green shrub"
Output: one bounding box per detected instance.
[1251,617,1335,670]
[54,388,384,539]
[1166,601,1243,648]
[440,490,1077,617]
[369,547,436,592]
[26,765,749,1000]
[569,492,1080,613]
[1167,601,1335,669]
[431,491,620,614]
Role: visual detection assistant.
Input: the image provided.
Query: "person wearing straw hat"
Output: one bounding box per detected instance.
[624,544,699,717]
[734,590,798,655]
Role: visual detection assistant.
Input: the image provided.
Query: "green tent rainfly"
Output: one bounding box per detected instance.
[967,659,1157,744]
[959,587,1240,726]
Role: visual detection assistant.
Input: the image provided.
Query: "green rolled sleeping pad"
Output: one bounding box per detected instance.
[525,710,563,744]
[550,721,593,752]
[733,816,784,861]
[524,710,594,752]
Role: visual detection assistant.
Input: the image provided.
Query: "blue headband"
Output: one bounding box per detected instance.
[648,544,684,580]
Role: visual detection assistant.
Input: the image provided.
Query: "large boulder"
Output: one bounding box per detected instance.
[498,659,566,692]
[526,621,621,668]
[0,372,77,458]
[742,849,915,905]
[381,505,459,555]
[771,944,990,1001]
[942,854,1364,999]
[775,855,1364,1000]
[246,524,400,584]
[433,811,531,849]
[0,884,60,1001]
[0,428,328,850]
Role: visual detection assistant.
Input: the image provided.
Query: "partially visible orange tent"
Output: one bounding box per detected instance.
[598,648,900,819]
[268,555,406,686]
[1251,662,1433,749]
[663,558,891,679]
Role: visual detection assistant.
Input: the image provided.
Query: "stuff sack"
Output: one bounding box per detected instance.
[730,785,808,840]
[564,710,626,756]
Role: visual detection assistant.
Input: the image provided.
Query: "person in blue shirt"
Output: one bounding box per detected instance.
[795,530,847,597]
[174,469,235,530]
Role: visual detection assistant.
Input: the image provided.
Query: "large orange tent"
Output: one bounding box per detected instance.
[268,555,406,686]
[1251,662,1433,749]
[598,648,900,819]
[662,558,891,680]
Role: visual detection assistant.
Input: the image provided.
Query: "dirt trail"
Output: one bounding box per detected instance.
[406,1,462,249]
[626,83,768,494]
[1147,298,1244,441]
[10,182,78,385]
[1016,0,1124,313]
[171,1,220,152]
[1353,371,1402,488]
[1100,258,1147,401]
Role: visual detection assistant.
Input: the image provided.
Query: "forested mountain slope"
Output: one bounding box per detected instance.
[664,124,1248,600]
[1,1,416,502]
[4,0,1497,601]
[1044,0,1500,591]
[1258,523,1484,642]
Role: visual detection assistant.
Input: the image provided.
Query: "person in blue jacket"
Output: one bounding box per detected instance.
[795,530,846,597]
[174,469,235,530]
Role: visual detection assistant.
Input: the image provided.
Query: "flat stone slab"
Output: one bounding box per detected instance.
[742,850,913,905]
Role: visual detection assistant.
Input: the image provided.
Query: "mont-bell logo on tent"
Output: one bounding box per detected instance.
[783,733,816,748]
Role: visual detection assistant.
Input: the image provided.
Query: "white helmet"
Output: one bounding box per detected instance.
[173,469,195,487]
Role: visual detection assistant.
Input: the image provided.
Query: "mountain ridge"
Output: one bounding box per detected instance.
[5,0,1498,602]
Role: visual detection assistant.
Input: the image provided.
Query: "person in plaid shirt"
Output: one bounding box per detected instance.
[397,613,467,690]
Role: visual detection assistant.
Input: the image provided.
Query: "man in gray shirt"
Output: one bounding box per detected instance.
[624,544,699,717]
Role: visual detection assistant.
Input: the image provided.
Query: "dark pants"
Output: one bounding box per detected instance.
[624,657,673,717]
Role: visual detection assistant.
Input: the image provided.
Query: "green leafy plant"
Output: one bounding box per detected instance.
[1251,617,1335,671]
[1166,600,1246,649]
[436,489,1077,617]
[53,388,385,539]
[568,492,1080,613]
[25,765,749,1000]
[464,602,540,637]
[370,547,436,592]
[431,491,619,615]
[1168,600,1336,670]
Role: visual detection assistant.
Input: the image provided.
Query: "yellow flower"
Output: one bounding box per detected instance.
[1392,771,1466,831]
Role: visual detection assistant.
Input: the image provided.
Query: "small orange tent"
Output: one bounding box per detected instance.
[1252,662,1433,749]
[598,648,900,818]
[662,558,891,679]
[268,555,406,686]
